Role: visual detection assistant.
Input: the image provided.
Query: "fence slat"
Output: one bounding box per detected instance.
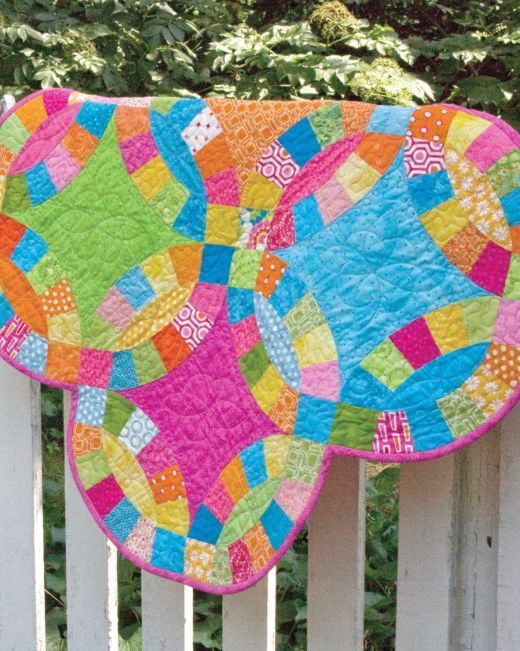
[450,431,500,650]
[141,572,193,650]
[0,367,45,650]
[497,408,520,650]
[396,455,457,650]
[222,568,276,651]
[307,456,366,651]
[64,391,119,650]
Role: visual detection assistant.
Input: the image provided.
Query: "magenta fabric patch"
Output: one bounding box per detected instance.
[120,132,159,173]
[204,168,240,206]
[87,475,125,520]
[465,124,516,173]
[469,242,511,295]
[10,103,81,175]
[390,317,442,370]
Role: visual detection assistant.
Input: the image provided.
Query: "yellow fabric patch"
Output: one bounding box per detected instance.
[220,456,249,504]
[131,156,170,200]
[205,204,240,246]
[154,500,189,535]
[117,285,192,349]
[185,539,215,582]
[335,153,381,203]
[421,197,469,248]
[141,250,177,294]
[294,323,336,367]
[462,368,513,418]
[103,432,156,513]
[47,310,81,345]
[445,148,511,249]
[0,175,5,211]
[16,95,47,132]
[251,364,285,412]
[264,435,292,478]
[425,303,468,354]
[241,172,283,210]
[445,112,490,154]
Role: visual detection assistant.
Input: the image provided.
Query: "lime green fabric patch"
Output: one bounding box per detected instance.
[103,392,135,436]
[462,297,500,344]
[10,119,179,334]
[76,450,112,489]
[308,103,343,149]
[437,389,485,439]
[239,342,271,386]
[360,338,414,390]
[330,403,379,449]
[218,479,280,546]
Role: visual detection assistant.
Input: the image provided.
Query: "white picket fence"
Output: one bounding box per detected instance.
[1,95,520,650]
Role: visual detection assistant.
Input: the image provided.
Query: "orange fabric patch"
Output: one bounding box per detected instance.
[340,101,375,135]
[194,134,235,179]
[409,105,456,143]
[0,145,16,175]
[115,107,150,141]
[0,255,48,336]
[149,463,186,504]
[443,223,488,274]
[208,98,319,185]
[62,123,98,166]
[356,133,403,174]
[243,523,275,572]
[511,226,520,254]
[220,456,249,504]
[268,384,298,434]
[46,341,81,383]
[255,252,288,299]
[0,214,26,257]
[72,423,102,457]
[152,324,191,370]
[40,278,77,316]
[169,244,202,286]
[16,95,47,132]
[484,342,520,389]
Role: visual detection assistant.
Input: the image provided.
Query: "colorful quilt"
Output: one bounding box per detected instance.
[0,88,519,593]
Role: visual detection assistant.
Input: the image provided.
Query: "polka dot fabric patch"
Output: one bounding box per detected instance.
[0,89,519,593]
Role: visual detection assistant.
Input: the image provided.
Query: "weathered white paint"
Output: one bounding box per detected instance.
[64,391,119,650]
[0,366,45,651]
[222,567,276,651]
[307,456,366,651]
[450,431,500,650]
[497,409,520,651]
[141,572,194,651]
[396,454,457,651]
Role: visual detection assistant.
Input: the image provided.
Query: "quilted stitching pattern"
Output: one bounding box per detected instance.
[0,89,518,593]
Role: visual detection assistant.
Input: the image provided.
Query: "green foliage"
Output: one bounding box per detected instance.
[309,0,361,43]
[1,0,516,120]
[365,466,400,650]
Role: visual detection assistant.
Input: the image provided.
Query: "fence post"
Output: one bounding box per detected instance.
[0,369,45,650]
[141,572,194,650]
[0,94,46,651]
[307,456,366,651]
[450,431,500,650]
[396,454,457,650]
[497,408,520,650]
[222,568,277,651]
[64,391,119,650]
